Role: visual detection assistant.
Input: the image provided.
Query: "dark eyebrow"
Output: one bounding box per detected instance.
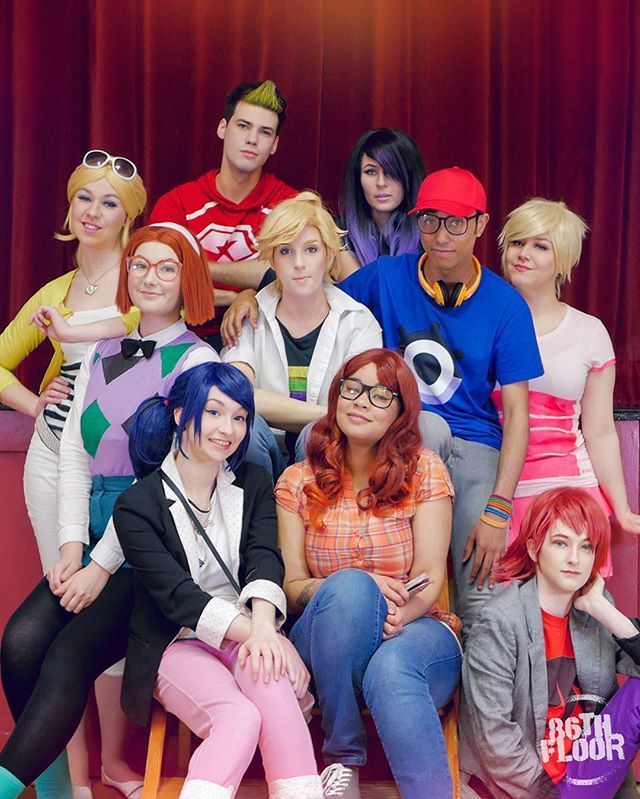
[240,117,274,132]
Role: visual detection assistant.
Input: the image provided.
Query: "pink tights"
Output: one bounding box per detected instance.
[155,638,321,798]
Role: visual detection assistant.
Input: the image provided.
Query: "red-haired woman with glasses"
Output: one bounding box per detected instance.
[461,487,640,799]
[0,151,145,799]
[275,348,461,799]
[0,224,217,799]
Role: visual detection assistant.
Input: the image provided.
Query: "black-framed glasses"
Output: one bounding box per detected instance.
[83,150,137,180]
[416,212,480,236]
[126,256,182,282]
[339,378,399,409]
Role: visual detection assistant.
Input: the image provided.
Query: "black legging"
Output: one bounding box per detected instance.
[0,571,133,784]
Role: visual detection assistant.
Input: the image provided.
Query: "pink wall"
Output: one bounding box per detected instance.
[608,419,640,617]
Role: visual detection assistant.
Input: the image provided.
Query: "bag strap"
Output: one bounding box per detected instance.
[159,469,241,595]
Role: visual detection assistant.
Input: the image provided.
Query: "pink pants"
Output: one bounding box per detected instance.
[155,638,321,799]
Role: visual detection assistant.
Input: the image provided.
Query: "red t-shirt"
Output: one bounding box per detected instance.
[541,609,583,783]
[150,168,296,335]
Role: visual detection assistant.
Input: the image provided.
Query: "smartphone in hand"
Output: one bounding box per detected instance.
[405,573,432,595]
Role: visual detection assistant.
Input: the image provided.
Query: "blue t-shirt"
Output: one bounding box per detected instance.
[340,254,543,449]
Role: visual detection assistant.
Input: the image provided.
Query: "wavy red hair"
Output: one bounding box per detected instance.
[494,487,611,584]
[116,226,215,325]
[304,348,422,526]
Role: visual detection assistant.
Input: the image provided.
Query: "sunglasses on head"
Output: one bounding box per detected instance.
[82,150,137,180]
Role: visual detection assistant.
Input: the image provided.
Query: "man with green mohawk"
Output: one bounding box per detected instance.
[150,79,296,348]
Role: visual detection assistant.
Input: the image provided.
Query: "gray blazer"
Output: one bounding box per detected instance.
[460,577,640,799]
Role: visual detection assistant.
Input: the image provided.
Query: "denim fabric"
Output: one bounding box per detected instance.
[244,414,286,482]
[290,569,461,798]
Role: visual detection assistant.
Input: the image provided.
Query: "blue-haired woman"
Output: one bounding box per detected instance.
[112,362,322,799]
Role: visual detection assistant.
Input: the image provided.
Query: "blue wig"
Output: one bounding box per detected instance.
[129,362,255,478]
[341,128,426,266]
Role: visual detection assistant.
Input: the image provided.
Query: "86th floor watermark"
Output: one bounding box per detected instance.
[540,694,626,787]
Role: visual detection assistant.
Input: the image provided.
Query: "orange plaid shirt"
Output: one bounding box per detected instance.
[275,449,454,582]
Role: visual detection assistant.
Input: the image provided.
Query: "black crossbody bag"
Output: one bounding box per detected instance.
[160,470,241,595]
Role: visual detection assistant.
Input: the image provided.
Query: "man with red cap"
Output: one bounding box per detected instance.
[221,167,542,632]
[338,167,543,631]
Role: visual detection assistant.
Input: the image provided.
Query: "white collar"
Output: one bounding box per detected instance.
[257,281,365,315]
[159,449,236,492]
[131,319,187,346]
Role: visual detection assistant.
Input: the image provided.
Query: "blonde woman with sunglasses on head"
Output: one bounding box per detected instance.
[0,151,145,799]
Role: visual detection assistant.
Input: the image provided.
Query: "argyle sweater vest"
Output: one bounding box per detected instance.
[80,331,202,476]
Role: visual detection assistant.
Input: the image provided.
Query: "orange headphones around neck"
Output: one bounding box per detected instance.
[418,254,482,308]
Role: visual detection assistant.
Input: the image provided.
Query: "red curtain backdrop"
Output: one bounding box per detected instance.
[2,0,639,404]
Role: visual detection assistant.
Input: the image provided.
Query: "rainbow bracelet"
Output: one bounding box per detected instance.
[481,493,513,528]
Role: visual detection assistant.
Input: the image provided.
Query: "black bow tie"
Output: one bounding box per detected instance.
[121,338,157,359]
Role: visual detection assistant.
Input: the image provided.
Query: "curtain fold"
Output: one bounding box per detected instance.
[2,0,638,403]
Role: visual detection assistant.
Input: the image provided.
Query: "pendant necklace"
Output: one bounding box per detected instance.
[73,254,119,295]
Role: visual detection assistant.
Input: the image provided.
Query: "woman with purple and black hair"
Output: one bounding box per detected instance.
[339,129,426,275]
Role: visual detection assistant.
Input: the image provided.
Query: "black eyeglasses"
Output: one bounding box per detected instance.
[339,378,399,409]
[417,212,480,236]
[83,150,137,180]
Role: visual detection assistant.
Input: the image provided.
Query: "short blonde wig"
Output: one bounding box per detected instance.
[55,161,147,249]
[257,191,345,284]
[499,198,588,286]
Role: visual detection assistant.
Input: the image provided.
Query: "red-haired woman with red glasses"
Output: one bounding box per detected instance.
[0,224,216,799]
[275,348,460,799]
[461,487,640,799]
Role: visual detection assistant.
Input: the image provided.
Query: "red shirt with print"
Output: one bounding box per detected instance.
[150,169,296,336]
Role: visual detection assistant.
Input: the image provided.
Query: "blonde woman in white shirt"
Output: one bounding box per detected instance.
[223,192,382,479]
[494,198,640,546]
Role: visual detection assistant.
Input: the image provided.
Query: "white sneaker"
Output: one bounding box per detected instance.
[320,764,361,799]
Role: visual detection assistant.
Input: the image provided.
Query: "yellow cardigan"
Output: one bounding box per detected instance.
[0,270,139,395]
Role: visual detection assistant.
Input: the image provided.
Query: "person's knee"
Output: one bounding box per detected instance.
[1,588,51,671]
[320,569,383,616]
[1,611,24,658]
[617,676,640,704]
[419,412,452,463]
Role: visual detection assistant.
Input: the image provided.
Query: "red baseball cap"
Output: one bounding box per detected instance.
[408,167,487,216]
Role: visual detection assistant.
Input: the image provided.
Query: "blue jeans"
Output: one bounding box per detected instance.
[244,414,286,482]
[290,569,461,798]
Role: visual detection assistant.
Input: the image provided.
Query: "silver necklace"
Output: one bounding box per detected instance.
[73,255,119,295]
